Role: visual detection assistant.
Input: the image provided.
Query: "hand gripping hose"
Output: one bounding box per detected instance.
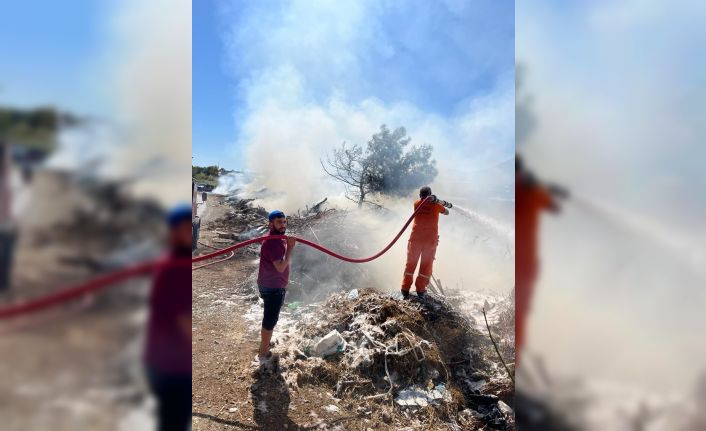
[0,197,432,319]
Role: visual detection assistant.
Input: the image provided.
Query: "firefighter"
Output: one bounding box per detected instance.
[515,156,567,364]
[401,186,450,299]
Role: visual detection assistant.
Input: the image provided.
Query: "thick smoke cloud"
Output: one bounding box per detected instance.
[107,0,191,205]
[216,0,515,294]
[44,0,191,208]
[518,0,706,392]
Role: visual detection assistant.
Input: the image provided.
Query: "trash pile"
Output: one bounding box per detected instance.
[211,196,334,237]
[211,197,269,233]
[29,171,165,261]
[269,288,515,430]
[206,196,374,303]
[7,169,164,304]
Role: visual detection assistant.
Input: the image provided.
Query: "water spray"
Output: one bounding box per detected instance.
[522,168,705,277]
[568,192,706,277]
[452,204,514,242]
[428,193,516,243]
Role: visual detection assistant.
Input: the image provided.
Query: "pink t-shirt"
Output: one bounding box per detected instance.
[145,251,192,374]
[257,233,289,289]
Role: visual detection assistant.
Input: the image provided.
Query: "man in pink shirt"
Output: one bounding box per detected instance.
[145,204,192,431]
[256,210,296,365]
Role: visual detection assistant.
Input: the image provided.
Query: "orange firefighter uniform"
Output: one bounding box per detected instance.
[515,177,556,363]
[402,199,447,294]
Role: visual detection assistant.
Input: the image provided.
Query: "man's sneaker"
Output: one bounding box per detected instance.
[253,351,273,366]
[417,291,427,299]
[401,290,410,300]
[252,351,279,374]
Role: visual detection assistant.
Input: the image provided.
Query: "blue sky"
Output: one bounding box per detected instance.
[192,0,235,168]
[2,0,515,173]
[193,0,515,170]
[0,1,109,114]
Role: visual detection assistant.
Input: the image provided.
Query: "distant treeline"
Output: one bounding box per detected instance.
[0,106,80,152]
[192,165,234,186]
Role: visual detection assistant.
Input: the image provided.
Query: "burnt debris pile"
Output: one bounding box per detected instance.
[272,289,515,430]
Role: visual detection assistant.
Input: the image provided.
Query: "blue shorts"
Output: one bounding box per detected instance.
[259,286,286,330]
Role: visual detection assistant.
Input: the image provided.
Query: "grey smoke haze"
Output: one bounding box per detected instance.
[284,196,513,301]
[518,0,706,392]
[218,0,514,213]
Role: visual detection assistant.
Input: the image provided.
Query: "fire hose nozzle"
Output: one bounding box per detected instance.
[548,184,570,200]
[429,195,453,208]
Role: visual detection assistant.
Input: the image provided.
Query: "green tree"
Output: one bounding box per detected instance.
[365,125,437,196]
[322,125,438,207]
[191,165,220,187]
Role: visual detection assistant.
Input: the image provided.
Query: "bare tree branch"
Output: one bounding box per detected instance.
[482,307,515,384]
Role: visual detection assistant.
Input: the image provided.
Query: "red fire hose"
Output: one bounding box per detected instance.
[0,197,432,320]
[0,259,189,320]
[192,196,431,264]
[192,241,235,270]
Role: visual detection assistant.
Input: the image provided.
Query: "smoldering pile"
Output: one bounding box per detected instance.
[286,208,377,303]
[210,196,334,241]
[8,169,165,307]
[22,170,165,249]
[204,196,374,303]
[268,289,515,430]
[211,197,269,234]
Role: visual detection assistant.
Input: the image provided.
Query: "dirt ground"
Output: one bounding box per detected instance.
[192,250,391,431]
[192,194,514,431]
[192,195,400,430]
[0,293,150,430]
[0,170,159,430]
[193,195,312,430]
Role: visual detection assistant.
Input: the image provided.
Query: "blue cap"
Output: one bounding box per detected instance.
[167,203,192,228]
[268,210,285,221]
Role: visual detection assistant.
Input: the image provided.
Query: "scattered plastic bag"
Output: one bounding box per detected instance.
[395,384,448,407]
[312,329,346,357]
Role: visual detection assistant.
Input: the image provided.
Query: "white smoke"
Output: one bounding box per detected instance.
[360,197,514,295]
[217,1,514,210]
[105,0,192,206]
[213,171,253,195]
[216,0,515,294]
[42,0,191,207]
[518,0,706,392]
[46,124,122,174]
[235,81,515,213]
